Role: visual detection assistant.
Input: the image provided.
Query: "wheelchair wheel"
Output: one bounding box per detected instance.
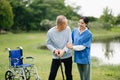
[24,68,30,80]
[5,71,14,80]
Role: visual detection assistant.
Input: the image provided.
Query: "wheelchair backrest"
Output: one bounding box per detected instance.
[9,49,23,67]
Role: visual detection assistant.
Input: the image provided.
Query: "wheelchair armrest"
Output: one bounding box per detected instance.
[26,56,34,59]
[25,56,34,62]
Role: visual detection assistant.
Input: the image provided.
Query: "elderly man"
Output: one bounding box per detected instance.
[46,15,73,80]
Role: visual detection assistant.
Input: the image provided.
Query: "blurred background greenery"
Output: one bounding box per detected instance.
[0,0,120,33]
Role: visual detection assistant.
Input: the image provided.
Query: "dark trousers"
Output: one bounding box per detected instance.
[77,64,90,80]
[48,57,73,80]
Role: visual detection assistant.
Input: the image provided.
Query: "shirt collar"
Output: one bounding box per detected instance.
[78,27,88,34]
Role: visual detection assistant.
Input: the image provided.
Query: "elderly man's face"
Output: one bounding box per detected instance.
[59,19,67,30]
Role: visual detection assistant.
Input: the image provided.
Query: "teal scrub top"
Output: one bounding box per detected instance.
[72,28,92,64]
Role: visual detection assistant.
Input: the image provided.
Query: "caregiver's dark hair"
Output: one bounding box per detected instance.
[80,16,89,29]
[80,16,89,24]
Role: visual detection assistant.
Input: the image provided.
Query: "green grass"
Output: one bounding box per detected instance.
[0,30,120,80]
[91,26,120,42]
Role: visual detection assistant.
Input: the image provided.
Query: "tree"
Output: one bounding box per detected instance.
[116,14,120,25]
[100,7,115,25]
[0,0,13,32]
[9,0,39,31]
[43,0,80,20]
[8,0,81,31]
[30,0,80,31]
[99,7,116,30]
[88,16,98,22]
[29,0,50,31]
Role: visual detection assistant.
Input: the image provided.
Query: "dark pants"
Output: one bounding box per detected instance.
[77,64,90,80]
[48,57,73,80]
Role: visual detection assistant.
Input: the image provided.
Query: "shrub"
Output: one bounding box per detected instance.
[89,21,112,30]
[40,19,55,31]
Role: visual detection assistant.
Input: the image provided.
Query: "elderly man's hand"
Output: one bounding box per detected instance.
[58,50,65,58]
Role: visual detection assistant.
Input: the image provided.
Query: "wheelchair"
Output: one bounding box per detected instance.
[5,47,41,80]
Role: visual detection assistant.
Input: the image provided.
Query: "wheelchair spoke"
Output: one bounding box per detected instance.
[24,68,30,80]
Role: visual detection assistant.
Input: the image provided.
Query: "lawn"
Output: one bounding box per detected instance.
[0,31,120,80]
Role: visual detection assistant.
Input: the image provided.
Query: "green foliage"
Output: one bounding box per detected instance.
[99,7,115,30]
[88,16,98,22]
[40,19,55,31]
[102,22,112,30]
[100,7,116,26]
[68,20,78,30]
[7,0,81,32]
[41,0,80,20]
[0,0,13,30]
[9,0,35,31]
[89,21,112,30]
[65,5,80,20]
[89,21,104,30]
[116,14,120,25]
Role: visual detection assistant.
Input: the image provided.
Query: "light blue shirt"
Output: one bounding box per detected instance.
[72,28,92,64]
[46,26,72,59]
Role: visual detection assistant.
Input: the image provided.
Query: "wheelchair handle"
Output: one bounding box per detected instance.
[17,46,23,50]
[5,48,11,51]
